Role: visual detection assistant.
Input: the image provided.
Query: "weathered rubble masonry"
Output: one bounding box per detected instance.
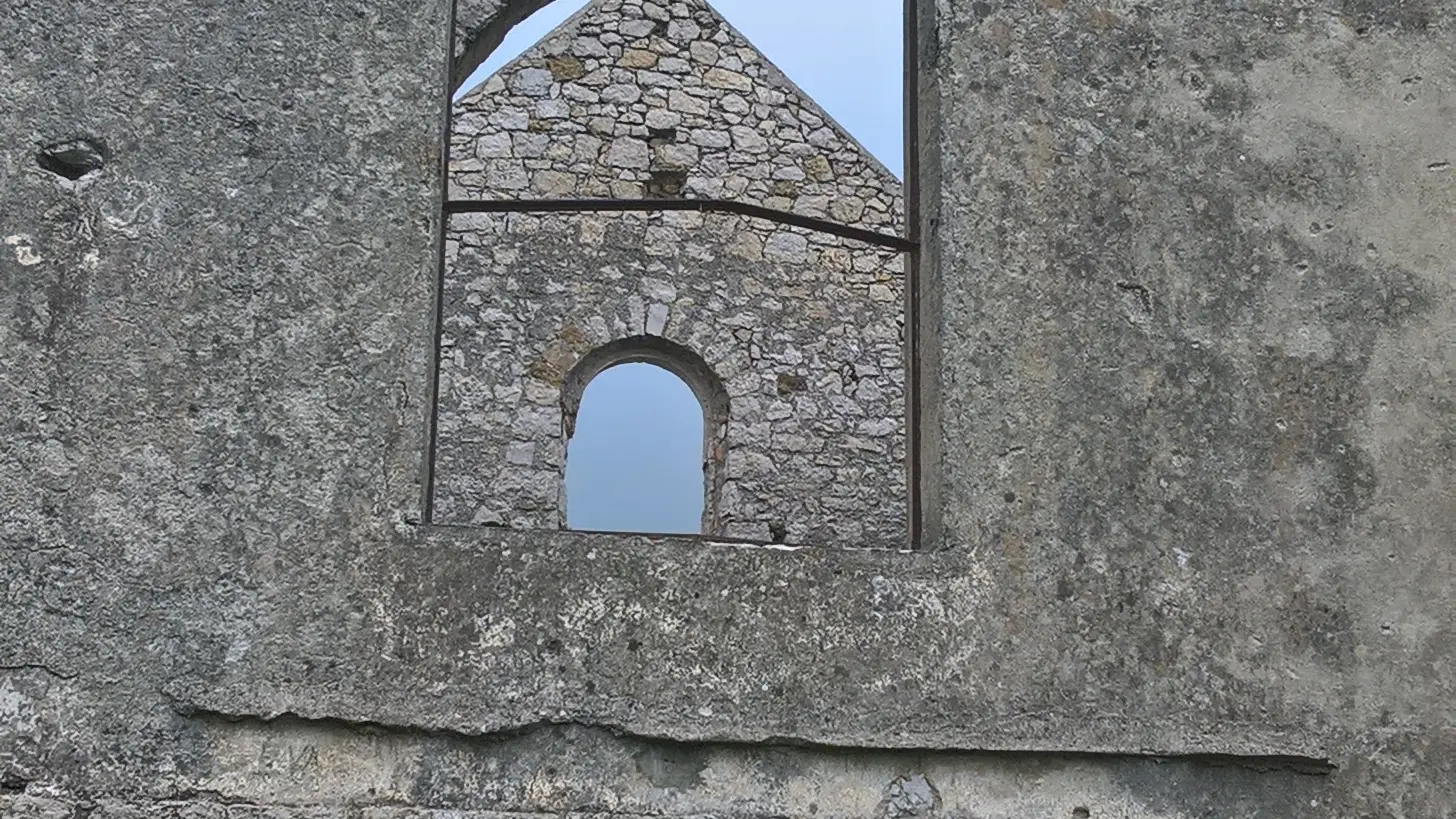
[433,0,908,543]
[2,0,1453,817]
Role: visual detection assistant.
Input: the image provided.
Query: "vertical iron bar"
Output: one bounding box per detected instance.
[904,0,924,549]
[422,0,460,525]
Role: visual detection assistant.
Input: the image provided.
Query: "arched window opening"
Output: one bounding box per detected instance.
[565,363,705,534]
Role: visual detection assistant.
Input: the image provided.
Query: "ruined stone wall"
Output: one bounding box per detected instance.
[433,0,907,544]
[3,0,1454,817]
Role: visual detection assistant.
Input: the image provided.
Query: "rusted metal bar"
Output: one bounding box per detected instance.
[422,0,463,526]
[904,0,924,549]
[445,197,918,252]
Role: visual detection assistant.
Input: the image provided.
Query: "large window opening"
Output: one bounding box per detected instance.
[431,0,922,546]
[565,363,706,534]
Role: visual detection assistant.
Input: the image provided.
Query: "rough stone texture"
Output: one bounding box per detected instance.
[0,719,1342,819]
[450,0,902,226]
[436,0,906,543]
[918,0,1456,811]
[2,0,1453,817]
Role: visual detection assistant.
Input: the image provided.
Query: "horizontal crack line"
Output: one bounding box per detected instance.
[444,197,916,252]
[0,662,78,680]
[177,705,1334,775]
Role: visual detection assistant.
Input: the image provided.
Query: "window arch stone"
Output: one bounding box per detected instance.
[454,0,566,91]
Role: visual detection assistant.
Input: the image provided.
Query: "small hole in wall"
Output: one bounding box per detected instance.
[36,138,106,180]
[0,772,29,794]
[1072,807,1091,819]
[646,168,688,198]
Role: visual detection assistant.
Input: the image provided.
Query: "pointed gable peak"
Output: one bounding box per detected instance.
[458,0,899,188]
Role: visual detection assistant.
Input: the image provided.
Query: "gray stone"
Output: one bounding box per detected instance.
[668,89,710,116]
[763,231,809,263]
[644,108,681,129]
[605,137,650,169]
[600,83,642,104]
[504,442,537,467]
[688,128,731,148]
[730,125,768,153]
[510,67,553,95]
[705,67,752,92]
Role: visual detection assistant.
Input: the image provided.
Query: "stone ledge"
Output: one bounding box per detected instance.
[175,525,1342,760]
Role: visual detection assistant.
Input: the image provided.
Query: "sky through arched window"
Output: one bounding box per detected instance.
[565,363,706,534]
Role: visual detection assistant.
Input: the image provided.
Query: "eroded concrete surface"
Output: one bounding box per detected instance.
[2,0,1453,816]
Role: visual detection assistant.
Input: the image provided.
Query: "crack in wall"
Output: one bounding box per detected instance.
[178,705,1335,775]
[0,662,78,680]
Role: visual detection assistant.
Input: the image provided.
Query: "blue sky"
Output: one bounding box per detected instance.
[457,0,903,534]
[565,364,706,533]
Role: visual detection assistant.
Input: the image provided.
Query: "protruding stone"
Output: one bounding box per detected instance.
[607,138,650,169]
[646,303,671,335]
[669,89,710,116]
[805,154,834,182]
[764,232,809,263]
[704,67,752,92]
[505,442,537,466]
[601,83,643,104]
[512,67,553,94]
[645,109,682,129]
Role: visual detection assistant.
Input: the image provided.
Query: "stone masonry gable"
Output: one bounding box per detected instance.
[433,0,908,544]
[450,0,904,234]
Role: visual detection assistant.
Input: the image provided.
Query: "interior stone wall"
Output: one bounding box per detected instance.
[433,0,907,543]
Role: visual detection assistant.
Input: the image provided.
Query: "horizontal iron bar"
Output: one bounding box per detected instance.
[444,197,916,252]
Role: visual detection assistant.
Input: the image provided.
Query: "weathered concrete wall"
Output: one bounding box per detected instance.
[918,0,1456,812]
[1,0,1452,817]
[0,716,1340,818]
[434,0,906,543]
